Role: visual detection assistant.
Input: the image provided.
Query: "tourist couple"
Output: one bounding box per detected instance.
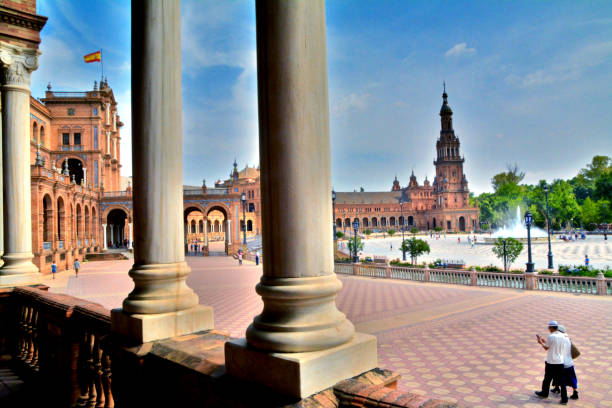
[535,320,579,405]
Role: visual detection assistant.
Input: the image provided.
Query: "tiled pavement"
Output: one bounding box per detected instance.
[43,256,612,407]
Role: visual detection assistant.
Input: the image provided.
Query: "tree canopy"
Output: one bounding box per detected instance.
[474,156,611,231]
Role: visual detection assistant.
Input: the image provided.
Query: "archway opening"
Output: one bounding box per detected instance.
[43,194,53,244]
[184,207,205,254]
[205,206,229,255]
[57,197,65,242]
[459,216,466,232]
[107,208,128,248]
[62,158,84,185]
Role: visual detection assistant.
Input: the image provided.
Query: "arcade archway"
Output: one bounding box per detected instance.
[61,158,85,185]
[106,208,128,248]
[184,206,205,255]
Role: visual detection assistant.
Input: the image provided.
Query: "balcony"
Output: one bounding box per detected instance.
[43,242,52,251]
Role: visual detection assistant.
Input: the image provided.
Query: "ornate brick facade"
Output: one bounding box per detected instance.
[334,90,479,233]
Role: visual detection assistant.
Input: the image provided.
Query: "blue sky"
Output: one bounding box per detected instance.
[33,0,612,193]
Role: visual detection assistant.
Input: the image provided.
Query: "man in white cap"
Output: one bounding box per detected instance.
[535,320,569,404]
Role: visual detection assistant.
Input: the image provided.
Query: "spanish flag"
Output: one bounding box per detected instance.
[84,50,101,63]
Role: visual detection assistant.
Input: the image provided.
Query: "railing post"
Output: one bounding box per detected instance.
[596,272,607,296]
[470,267,477,286]
[525,272,538,290]
[424,265,430,282]
[352,262,359,276]
[385,261,391,278]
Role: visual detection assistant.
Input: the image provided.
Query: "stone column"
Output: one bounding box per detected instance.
[102,224,107,250]
[204,220,208,245]
[225,0,376,398]
[128,222,133,249]
[0,45,41,286]
[106,131,111,155]
[109,225,114,246]
[83,167,87,186]
[111,0,212,343]
[226,219,231,244]
[105,102,110,125]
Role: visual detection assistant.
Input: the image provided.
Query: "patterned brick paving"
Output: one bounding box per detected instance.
[44,256,612,407]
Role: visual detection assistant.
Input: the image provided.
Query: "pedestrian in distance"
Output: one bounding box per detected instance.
[51,261,57,280]
[74,259,80,277]
[551,325,579,400]
[255,251,260,266]
[535,320,569,405]
[238,250,243,266]
[584,254,589,267]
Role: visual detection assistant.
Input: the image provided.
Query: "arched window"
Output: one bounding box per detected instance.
[57,197,65,241]
[362,218,369,227]
[32,122,38,143]
[40,126,45,146]
[84,206,90,238]
[381,217,387,227]
[336,218,342,227]
[76,204,82,239]
[191,219,196,233]
[247,220,253,232]
[389,217,396,226]
[199,220,204,233]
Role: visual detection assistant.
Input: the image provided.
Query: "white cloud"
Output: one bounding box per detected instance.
[506,41,612,88]
[332,93,372,115]
[445,43,477,58]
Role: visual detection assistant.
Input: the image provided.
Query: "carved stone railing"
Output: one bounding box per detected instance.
[334,263,611,295]
[5,287,113,407]
[537,274,600,295]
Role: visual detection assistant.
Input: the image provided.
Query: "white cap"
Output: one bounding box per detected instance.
[548,320,558,327]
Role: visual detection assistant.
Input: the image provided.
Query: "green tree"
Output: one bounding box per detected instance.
[364,229,372,237]
[594,170,612,202]
[491,163,525,192]
[336,231,344,239]
[580,155,611,181]
[491,238,524,271]
[581,197,599,230]
[410,227,419,235]
[347,236,364,253]
[434,226,443,232]
[387,229,395,236]
[400,238,430,264]
[548,179,580,228]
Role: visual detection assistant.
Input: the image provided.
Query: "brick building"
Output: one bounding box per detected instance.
[334,90,479,233]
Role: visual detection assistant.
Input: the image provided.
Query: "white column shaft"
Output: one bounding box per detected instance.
[226,219,231,244]
[128,222,133,249]
[1,48,40,282]
[102,224,107,250]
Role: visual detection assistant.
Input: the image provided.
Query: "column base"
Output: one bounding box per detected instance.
[111,305,214,343]
[225,332,377,398]
[0,272,42,287]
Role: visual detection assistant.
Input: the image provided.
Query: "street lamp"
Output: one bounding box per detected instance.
[524,210,535,272]
[400,198,406,261]
[241,192,247,247]
[352,218,360,263]
[502,239,508,272]
[332,190,337,242]
[543,184,554,269]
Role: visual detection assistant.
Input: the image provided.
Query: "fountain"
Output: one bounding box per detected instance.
[482,206,552,244]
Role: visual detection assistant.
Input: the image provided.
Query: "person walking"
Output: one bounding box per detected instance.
[535,320,569,404]
[551,325,579,400]
[255,250,260,266]
[584,254,589,267]
[238,250,243,266]
[74,259,80,277]
[51,261,57,280]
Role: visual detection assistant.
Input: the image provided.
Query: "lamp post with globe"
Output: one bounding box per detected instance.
[525,210,535,272]
[400,198,406,261]
[543,184,554,269]
[352,218,360,263]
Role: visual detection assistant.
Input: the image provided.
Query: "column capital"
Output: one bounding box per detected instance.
[0,43,39,89]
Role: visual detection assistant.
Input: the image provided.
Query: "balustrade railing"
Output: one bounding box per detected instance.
[477,272,525,289]
[333,263,610,295]
[43,241,52,251]
[389,266,425,281]
[59,240,64,249]
[429,269,471,285]
[537,274,598,295]
[6,287,114,407]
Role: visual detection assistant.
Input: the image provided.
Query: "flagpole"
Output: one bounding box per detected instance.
[101,49,104,81]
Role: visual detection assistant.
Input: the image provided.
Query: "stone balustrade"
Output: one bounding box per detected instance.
[335,263,611,295]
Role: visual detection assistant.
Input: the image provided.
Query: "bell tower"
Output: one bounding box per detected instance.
[433,85,469,209]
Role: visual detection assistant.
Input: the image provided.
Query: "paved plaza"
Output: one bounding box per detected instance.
[44,256,612,407]
[355,234,612,270]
